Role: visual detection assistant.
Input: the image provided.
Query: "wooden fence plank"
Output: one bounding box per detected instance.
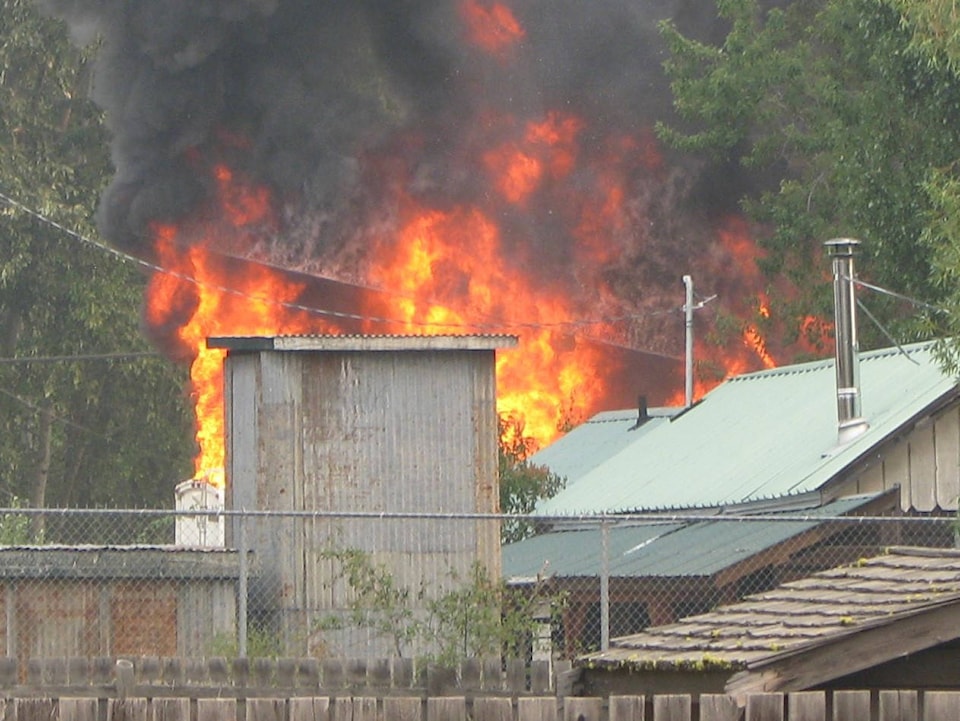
[198,698,237,721]
[352,697,379,721]
[209,657,230,684]
[609,695,644,721]
[298,659,321,689]
[152,698,191,721]
[384,697,422,721]
[923,691,960,720]
[481,658,503,692]
[879,690,918,721]
[473,697,513,721]
[428,696,467,721]
[564,697,602,721]
[518,697,558,721]
[461,659,482,691]
[787,692,825,721]
[247,698,286,721]
[107,698,149,721]
[330,696,354,721]
[322,659,344,689]
[506,659,527,694]
[530,661,551,695]
[428,665,459,696]
[393,658,415,690]
[652,695,691,721]
[833,690,870,720]
[15,699,57,721]
[699,695,737,721]
[746,693,783,721]
[0,658,16,686]
[289,697,331,721]
[346,659,367,687]
[253,658,276,687]
[59,698,99,721]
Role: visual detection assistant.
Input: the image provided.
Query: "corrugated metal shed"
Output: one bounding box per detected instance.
[504,495,882,580]
[219,333,514,657]
[528,407,677,490]
[537,342,959,514]
[580,546,960,698]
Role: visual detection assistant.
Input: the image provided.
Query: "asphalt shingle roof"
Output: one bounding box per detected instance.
[581,546,960,672]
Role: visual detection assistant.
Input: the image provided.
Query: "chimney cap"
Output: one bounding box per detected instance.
[824,237,862,256]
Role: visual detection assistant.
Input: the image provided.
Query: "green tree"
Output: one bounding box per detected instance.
[886,0,960,373]
[657,0,960,348]
[315,547,561,663]
[0,0,193,521]
[498,414,565,544]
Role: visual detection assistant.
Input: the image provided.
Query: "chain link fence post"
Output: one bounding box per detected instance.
[600,517,610,652]
[238,512,248,658]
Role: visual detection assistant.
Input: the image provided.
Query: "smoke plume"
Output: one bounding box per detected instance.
[40,0,754,367]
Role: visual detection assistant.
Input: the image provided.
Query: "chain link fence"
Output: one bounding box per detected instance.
[0,506,953,669]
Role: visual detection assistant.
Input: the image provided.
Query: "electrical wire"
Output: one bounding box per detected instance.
[0,187,686,358]
[0,385,111,436]
[851,276,950,315]
[0,351,160,365]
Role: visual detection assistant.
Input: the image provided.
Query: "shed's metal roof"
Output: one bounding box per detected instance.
[581,546,960,673]
[537,342,958,514]
[528,407,677,489]
[504,494,883,580]
[208,334,518,352]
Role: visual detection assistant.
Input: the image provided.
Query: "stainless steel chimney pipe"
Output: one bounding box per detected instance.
[825,238,868,443]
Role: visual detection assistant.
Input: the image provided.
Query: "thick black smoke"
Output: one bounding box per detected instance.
[40,0,755,370]
[40,2,716,229]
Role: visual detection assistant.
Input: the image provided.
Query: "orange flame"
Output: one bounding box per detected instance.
[367,202,605,443]
[460,0,525,55]
[146,168,321,485]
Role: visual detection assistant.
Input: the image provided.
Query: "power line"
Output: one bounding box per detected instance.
[0,386,108,436]
[852,277,950,315]
[0,351,161,365]
[0,187,686,359]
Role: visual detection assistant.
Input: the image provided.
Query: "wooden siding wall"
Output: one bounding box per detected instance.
[844,402,960,512]
[223,348,501,657]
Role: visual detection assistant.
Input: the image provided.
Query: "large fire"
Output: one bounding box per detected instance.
[142,2,816,489]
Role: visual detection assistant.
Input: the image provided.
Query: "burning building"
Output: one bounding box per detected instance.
[37,0,815,468]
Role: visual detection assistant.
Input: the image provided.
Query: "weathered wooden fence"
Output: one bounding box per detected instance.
[5,659,960,719]
[8,691,960,720]
[1,657,570,698]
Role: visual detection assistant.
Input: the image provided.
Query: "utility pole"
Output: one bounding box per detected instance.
[681,276,715,408]
[683,275,694,408]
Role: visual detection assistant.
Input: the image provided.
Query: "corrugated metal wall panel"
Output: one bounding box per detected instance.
[224,340,503,657]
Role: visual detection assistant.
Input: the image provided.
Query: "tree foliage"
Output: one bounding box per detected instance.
[0,0,194,516]
[657,0,960,350]
[315,547,562,664]
[887,0,960,373]
[498,414,565,544]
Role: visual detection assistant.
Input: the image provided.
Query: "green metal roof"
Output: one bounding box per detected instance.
[528,407,676,488]
[536,342,958,514]
[504,495,883,580]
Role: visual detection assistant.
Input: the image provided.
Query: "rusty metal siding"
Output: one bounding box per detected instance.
[0,549,241,668]
[222,338,504,656]
[111,581,178,657]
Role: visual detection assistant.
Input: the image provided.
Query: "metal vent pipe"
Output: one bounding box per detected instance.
[825,238,868,443]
